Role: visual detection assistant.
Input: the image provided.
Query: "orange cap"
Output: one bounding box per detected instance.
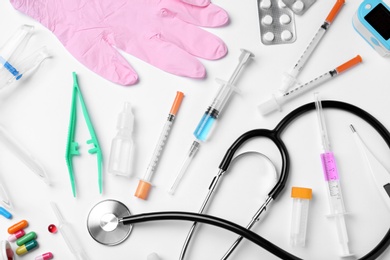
[336,55,362,74]
[325,0,345,24]
[8,220,28,234]
[169,91,184,116]
[135,180,152,200]
[291,187,312,200]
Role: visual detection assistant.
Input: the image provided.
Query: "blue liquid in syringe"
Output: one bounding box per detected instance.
[194,109,218,142]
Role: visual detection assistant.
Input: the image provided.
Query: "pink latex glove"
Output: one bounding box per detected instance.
[10,0,228,85]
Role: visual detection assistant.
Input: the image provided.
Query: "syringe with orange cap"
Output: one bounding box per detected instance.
[279,0,346,92]
[258,55,362,115]
[135,91,184,200]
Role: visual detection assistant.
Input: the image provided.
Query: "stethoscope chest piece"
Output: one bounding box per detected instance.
[87,199,132,246]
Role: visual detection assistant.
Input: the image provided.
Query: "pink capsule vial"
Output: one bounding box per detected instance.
[35,252,53,260]
[8,229,26,242]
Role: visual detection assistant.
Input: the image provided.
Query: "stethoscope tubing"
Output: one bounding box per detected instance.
[117,100,390,260]
[120,211,302,260]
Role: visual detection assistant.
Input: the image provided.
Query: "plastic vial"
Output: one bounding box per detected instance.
[108,102,135,177]
[290,187,312,247]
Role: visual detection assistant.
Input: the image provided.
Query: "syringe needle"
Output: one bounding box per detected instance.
[168,141,200,195]
[280,0,345,92]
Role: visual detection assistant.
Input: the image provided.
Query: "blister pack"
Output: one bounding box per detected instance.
[257,0,296,45]
[282,0,316,15]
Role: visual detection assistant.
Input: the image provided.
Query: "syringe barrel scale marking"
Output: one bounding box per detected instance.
[321,152,346,215]
[280,0,345,92]
[144,115,174,181]
[135,91,184,200]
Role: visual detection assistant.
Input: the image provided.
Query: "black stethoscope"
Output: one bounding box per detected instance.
[87,100,390,260]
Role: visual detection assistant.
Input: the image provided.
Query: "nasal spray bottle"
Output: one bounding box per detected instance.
[108,102,135,177]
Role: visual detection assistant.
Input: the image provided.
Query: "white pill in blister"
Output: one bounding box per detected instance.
[292,0,305,12]
[280,14,291,25]
[278,0,286,8]
[281,30,293,41]
[262,15,273,25]
[264,32,275,42]
[260,0,272,9]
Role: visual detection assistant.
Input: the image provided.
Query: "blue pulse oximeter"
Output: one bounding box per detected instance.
[353,0,390,56]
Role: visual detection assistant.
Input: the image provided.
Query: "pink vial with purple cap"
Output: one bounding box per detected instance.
[35,252,53,260]
[8,230,25,242]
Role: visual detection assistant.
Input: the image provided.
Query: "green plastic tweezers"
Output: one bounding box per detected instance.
[65,72,103,197]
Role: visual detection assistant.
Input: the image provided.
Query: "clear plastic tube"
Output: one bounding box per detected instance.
[0,125,49,185]
[0,25,33,64]
[0,182,12,209]
[50,202,89,260]
[0,25,50,89]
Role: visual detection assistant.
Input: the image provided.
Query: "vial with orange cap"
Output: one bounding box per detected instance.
[290,187,312,247]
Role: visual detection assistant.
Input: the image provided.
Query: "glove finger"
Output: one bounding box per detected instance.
[120,37,206,78]
[165,0,229,27]
[179,0,211,7]
[160,17,227,60]
[66,35,138,86]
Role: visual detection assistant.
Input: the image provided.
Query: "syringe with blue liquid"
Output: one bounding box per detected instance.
[168,49,254,195]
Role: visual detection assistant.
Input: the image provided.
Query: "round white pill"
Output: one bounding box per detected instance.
[263,32,275,42]
[281,30,293,41]
[278,0,286,8]
[293,0,305,12]
[262,15,273,25]
[260,0,272,9]
[279,14,291,25]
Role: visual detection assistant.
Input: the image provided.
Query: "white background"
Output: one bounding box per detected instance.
[1,0,390,259]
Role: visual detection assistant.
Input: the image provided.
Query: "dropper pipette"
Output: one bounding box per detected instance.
[168,49,254,195]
